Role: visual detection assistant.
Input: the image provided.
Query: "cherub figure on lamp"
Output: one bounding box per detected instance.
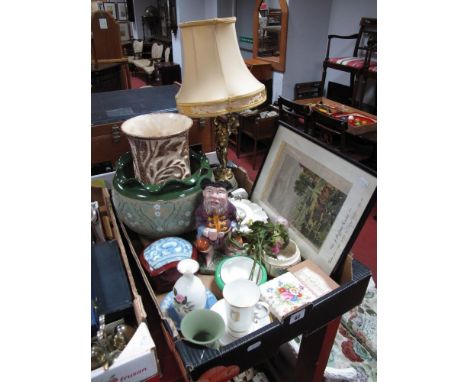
[195,178,237,272]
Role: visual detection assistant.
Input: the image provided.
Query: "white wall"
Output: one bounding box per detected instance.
[133,0,158,40]
[281,0,332,100]
[217,0,235,18]
[172,0,217,68]
[325,0,377,91]
[236,0,254,59]
[171,0,377,102]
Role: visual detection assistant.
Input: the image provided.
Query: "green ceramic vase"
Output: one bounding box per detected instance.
[112,150,213,238]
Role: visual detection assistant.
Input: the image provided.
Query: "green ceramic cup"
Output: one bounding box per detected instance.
[180,309,225,349]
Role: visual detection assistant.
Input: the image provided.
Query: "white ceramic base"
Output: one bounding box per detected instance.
[210,299,272,345]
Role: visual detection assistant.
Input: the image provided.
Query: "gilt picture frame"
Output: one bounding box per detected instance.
[251,125,377,275]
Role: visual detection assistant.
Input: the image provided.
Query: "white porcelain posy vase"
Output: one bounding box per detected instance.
[173,259,207,319]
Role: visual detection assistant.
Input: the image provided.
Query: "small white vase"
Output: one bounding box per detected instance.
[173,259,206,319]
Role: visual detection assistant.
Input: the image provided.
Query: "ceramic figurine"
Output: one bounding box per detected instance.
[173,259,206,319]
[194,179,237,268]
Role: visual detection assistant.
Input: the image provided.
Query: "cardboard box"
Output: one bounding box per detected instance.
[91,322,159,382]
[118,218,370,381]
[110,165,372,381]
[92,187,161,381]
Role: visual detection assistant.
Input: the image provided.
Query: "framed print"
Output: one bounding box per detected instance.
[251,125,377,276]
[117,2,128,21]
[96,1,105,11]
[119,22,131,42]
[103,2,117,19]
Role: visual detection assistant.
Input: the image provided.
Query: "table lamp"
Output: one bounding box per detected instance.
[176,17,267,182]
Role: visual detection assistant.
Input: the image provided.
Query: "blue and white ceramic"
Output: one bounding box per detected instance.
[160,289,217,329]
[143,237,193,272]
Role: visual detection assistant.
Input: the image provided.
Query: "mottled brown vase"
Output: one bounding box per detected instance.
[121,113,193,185]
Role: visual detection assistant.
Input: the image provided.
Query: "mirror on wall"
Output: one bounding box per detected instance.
[252,0,288,72]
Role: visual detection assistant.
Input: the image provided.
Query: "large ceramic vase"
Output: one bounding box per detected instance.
[173,259,207,319]
[120,112,193,185]
[112,150,213,238]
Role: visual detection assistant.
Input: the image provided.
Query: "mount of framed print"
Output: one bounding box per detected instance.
[251,124,377,276]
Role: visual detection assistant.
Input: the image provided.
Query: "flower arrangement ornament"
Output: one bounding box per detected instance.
[238,217,289,282]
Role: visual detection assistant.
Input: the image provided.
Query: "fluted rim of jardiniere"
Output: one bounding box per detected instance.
[112,150,213,201]
[121,112,193,140]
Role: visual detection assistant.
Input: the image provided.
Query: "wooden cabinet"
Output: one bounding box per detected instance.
[91,85,215,169]
[91,63,123,93]
[245,58,273,105]
[92,122,130,166]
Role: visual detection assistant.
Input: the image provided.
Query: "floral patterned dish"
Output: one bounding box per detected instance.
[160,289,217,329]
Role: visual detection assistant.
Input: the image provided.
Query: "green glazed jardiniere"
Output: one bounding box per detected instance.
[112,150,213,238]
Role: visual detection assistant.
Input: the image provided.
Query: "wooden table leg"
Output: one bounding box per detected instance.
[295,317,341,382]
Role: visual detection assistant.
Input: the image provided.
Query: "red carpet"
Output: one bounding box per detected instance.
[130,74,148,89]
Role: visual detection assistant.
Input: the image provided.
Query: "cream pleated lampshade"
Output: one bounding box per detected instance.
[176,17,267,117]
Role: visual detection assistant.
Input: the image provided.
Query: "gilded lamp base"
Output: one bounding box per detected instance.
[213,114,239,182]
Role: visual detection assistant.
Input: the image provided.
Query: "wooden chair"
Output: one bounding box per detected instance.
[155,63,181,85]
[294,81,322,100]
[91,10,131,90]
[277,96,313,135]
[237,112,279,170]
[320,17,377,106]
[311,109,375,166]
[132,42,164,83]
[311,109,348,149]
[127,40,143,64]
[355,47,377,110]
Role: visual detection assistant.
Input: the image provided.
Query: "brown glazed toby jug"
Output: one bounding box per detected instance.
[121,112,193,185]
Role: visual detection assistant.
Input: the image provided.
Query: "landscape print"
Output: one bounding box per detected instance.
[265,151,351,250]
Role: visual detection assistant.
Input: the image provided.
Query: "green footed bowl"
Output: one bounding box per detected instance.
[112,150,213,238]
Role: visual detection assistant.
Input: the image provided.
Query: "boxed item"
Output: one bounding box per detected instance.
[92,186,161,380]
[116,187,372,381]
[91,322,159,382]
[92,240,133,323]
[109,122,376,381]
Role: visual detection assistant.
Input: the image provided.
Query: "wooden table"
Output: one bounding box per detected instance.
[296,97,377,170]
[295,97,377,139]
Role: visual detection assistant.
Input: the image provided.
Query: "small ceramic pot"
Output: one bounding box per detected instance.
[262,239,301,278]
[112,150,212,238]
[121,112,193,185]
[180,309,225,349]
[214,256,267,291]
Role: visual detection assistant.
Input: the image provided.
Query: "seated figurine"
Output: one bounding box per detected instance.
[195,179,237,267]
